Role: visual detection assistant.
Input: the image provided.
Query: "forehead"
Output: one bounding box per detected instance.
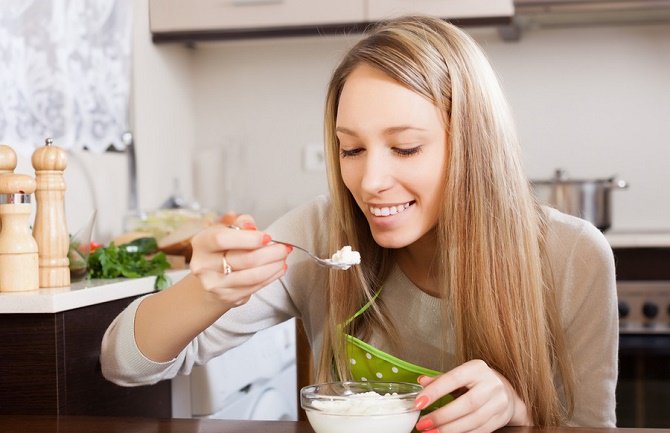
[336,64,444,133]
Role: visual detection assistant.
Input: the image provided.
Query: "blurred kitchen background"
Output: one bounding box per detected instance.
[1,0,669,427]
[2,0,665,241]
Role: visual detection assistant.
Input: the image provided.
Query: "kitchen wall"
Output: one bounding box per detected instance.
[125,2,670,236]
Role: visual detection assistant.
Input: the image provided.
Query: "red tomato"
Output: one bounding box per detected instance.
[90,241,103,252]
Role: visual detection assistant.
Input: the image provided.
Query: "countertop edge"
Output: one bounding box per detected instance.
[605,231,670,249]
[0,270,189,314]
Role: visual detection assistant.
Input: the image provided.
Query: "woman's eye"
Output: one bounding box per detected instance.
[394,146,422,157]
[340,148,363,158]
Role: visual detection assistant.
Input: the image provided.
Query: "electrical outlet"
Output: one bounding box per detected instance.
[303,143,325,172]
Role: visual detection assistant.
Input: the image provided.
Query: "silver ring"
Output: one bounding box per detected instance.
[222,254,233,275]
[226,225,241,230]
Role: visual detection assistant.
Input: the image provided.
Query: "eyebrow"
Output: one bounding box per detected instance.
[335,126,427,137]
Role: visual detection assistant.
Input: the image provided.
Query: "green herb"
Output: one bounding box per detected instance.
[87,242,171,290]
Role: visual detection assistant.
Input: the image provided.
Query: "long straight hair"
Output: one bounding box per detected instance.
[317,16,574,426]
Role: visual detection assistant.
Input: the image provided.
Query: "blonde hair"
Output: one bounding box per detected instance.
[318,16,574,426]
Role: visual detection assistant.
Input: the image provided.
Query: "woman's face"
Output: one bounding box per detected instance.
[336,64,448,249]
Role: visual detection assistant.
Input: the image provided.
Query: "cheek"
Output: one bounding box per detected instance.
[425,163,447,207]
[339,163,358,193]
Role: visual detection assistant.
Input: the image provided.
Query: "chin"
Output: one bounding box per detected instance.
[370,231,411,249]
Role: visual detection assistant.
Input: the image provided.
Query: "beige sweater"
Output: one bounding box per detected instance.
[100,195,618,427]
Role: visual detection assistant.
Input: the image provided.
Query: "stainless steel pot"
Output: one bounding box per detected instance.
[531,169,628,232]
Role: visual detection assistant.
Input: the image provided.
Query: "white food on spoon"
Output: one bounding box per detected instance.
[329,246,361,269]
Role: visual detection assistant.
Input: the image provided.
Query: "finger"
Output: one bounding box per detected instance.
[202,261,288,306]
[190,242,289,275]
[198,271,260,306]
[222,259,286,287]
[225,243,292,272]
[418,375,437,386]
[191,224,271,253]
[220,264,288,307]
[419,404,489,433]
[219,211,239,225]
[418,383,496,432]
[234,214,258,231]
[202,259,286,292]
[438,395,507,433]
[415,360,488,410]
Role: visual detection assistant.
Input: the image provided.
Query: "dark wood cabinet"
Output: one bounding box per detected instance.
[0,296,171,417]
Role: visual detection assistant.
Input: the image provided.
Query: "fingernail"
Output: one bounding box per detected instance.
[262,234,272,245]
[414,395,430,410]
[417,375,427,384]
[243,222,257,230]
[283,262,288,271]
[416,418,434,431]
[285,245,293,253]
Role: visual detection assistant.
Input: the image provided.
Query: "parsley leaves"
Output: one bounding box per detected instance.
[87,239,171,290]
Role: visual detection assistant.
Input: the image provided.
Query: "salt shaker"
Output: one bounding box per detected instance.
[0,174,39,292]
[32,138,70,288]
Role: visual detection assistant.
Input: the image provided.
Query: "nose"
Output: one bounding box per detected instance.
[360,149,393,194]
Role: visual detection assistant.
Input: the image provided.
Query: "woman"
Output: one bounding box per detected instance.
[101,16,617,431]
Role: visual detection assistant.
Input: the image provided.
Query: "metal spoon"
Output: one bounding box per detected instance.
[271,240,355,270]
[224,225,355,270]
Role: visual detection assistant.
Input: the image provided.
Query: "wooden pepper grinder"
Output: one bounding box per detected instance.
[0,144,18,233]
[0,144,17,175]
[0,174,39,292]
[32,138,70,288]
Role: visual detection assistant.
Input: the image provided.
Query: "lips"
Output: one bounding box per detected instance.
[368,201,415,217]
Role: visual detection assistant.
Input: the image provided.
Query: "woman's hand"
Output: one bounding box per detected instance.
[414,359,532,433]
[189,214,290,309]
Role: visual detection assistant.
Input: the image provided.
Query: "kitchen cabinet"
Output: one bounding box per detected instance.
[150,0,513,42]
[367,0,513,22]
[0,274,185,417]
[150,0,365,36]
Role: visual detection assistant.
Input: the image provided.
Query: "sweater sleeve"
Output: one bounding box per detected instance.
[100,276,298,386]
[548,211,618,427]
[100,196,330,386]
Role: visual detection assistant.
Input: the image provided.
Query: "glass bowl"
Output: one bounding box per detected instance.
[300,381,422,433]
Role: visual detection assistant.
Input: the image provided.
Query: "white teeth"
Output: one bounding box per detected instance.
[369,202,412,217]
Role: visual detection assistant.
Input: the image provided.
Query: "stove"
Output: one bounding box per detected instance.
[612,246,670,428]
[618,281,670,334]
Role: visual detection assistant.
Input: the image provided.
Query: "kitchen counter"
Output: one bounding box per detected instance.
[0,416,668,433]
[0,271,189,417]
[605,230,670,248]
[0,270,189,313]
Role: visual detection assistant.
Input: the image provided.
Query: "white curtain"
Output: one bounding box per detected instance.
[0,0,132,155]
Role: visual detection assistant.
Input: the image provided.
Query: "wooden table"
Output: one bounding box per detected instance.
[0,416,668,433]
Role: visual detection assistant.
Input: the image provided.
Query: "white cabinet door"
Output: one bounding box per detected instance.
[150,0,365,33]
[367,0,514,21]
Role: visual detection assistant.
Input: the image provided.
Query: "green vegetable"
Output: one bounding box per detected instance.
[121,237,158,255]
[87,242,171,290]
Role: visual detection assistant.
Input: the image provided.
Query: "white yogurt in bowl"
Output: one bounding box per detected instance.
[301,381,421,433]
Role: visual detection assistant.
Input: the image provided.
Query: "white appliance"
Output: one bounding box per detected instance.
[172,318,298,420]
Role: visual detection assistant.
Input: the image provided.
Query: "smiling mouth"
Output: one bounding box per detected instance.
[369,201,415,217]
